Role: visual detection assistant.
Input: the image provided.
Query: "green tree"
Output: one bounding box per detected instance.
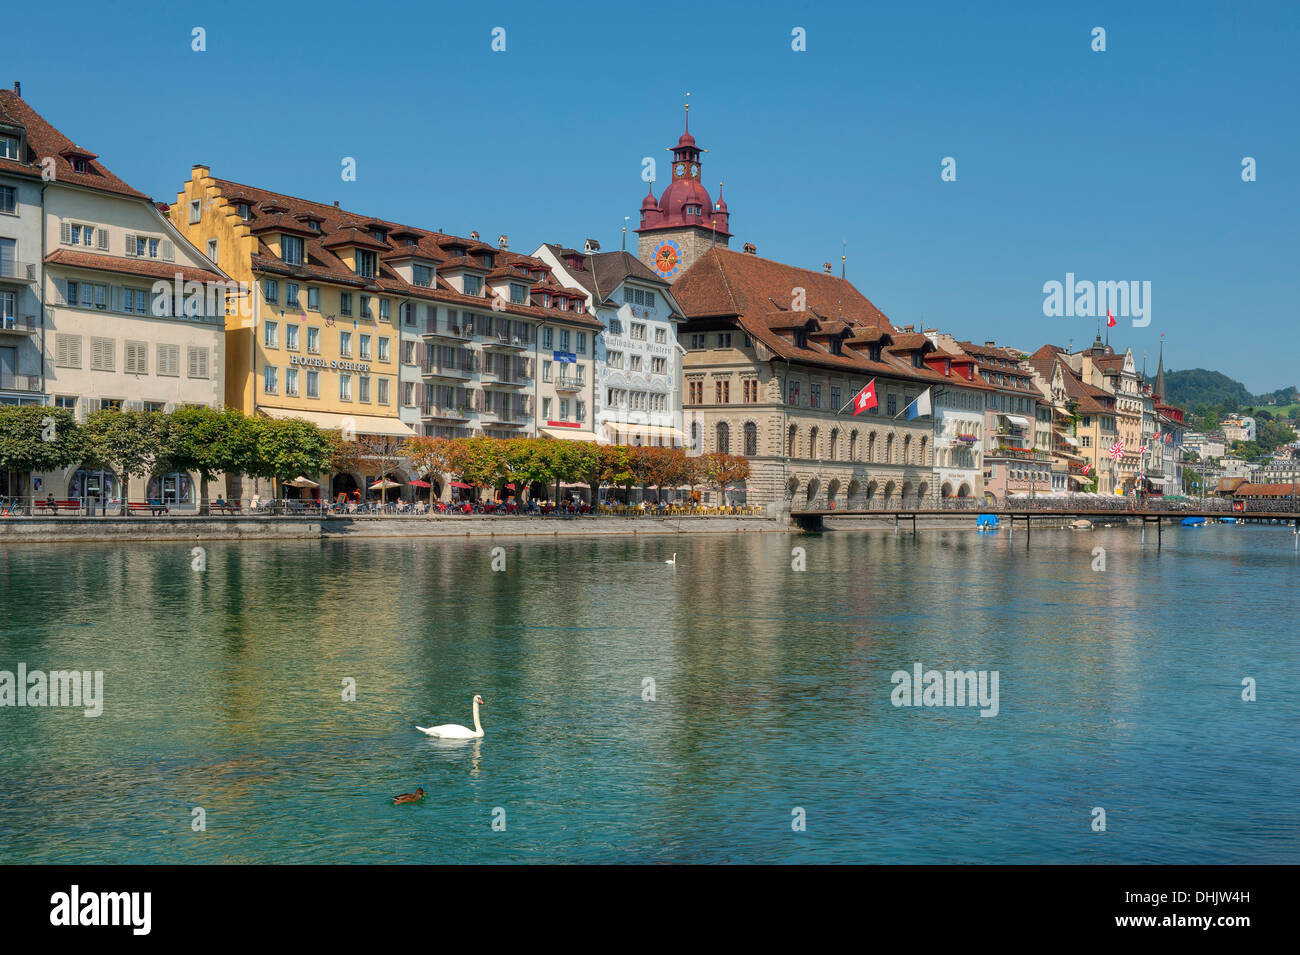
[0,406,84,496]
[248,417,335,502]
[83,409,167,516]
[163,406,256,514]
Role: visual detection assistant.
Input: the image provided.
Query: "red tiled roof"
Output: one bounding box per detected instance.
[45,248,224,284]
[1232,482,1299,498]
[0,91,148,199]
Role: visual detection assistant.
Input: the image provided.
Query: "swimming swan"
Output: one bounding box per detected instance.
[417,695,485,739]
[665,553,676,565]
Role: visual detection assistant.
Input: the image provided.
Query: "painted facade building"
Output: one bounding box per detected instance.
[536,242,685,447]
[0,88,229,507]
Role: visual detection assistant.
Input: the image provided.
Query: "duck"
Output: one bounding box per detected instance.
[417,695,485,739]
[665,553,677,565]
[393,787,426,805]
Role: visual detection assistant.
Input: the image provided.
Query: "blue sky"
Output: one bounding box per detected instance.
[10,0,1298,393]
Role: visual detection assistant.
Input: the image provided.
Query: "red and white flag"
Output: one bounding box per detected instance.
[851,379,878,416]
[1109,439,1125,461]
[1107,310,1117,328]
[1082,462,1092,475]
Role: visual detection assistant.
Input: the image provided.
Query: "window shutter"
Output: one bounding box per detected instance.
[124,234,136,257]
[49,279,66,306]
[56,335,69,367]
[69,336,82,368]
[161,240,175,262]
[97,229,109,250]
[60,221,72,245]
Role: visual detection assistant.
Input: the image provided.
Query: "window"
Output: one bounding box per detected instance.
[360,296,372,320]
[542,397,552,419]
[716,379,730,403]
[122,288,149,315]
[340,331,353,357]
[609,316,623,334]
[306,370,319,398]
[282,235,304,265]
[559,329,570,352]
[689,334,705,350]
[238,203,251,220]
[377,378,390,405]
[54,395,77,410]
[307,287,320,311]
[53,334,81,368]
[630,355,642,372]
[263,280,278,304]
[810,383,821,409]
[887,394,897,416]
[91,337,114,371]
[631,323,646,340]
[651,356,666,375]
[687,381,703,404]
[307,327,320,354]
[655,328,666,344]
[413,264,433,287]
[264,321,279,348]
[286,324,300,351]
[402,381,415,406]
[718,333,732,348]
[67,281,107,310]
[463,275,482,295]
[559,398,569,419]
[606,350,622,369]
[378,337,390,362]
[401,302,415,326]
[542,327,553,350]
[379,298,390,322]
[187,347,209,379]
[339,375,352,401]
[189,200,201,224]
[510,283,527,304]
[0,135,20,160]
[339,293,353,317]
[286,367,299,396]
[542,360,552,382]
[206,239,218,261]
[359,375,371,403]
[716,422,730,453]
[359,334,371,360]
[744,423,758,456]
[264,365,278,394]
[125,341,148,374]
[831,386,841,410]
[787,380,799,405]
[576,332,587,355]
[0,185,15,214]
[157,344,180,376]
[285,283,300,308]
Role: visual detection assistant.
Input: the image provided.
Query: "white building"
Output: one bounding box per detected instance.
[535,242,685,447]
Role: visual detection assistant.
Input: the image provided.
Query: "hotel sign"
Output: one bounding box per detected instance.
[289,355,372,373]
[553,350,577,363]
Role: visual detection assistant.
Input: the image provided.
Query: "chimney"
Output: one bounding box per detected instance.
[470,230,480,241]
[333,200,339,208]
[498,234,508,250]
[903,324,914,333]
[823,262,832,274]
[13,81,20,98]
[583,237,600,254]
[743,242,757,255]
[984,341,995,347]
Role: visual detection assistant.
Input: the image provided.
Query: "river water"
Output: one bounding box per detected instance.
[1,523,1296,863]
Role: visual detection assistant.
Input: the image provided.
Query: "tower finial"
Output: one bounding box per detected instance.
[685,92,690,132]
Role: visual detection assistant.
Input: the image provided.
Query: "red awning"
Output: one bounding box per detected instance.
[450,481,473,489]
[407,480,431,488]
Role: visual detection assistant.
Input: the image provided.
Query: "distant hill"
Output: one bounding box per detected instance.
[1163,369,1253,411]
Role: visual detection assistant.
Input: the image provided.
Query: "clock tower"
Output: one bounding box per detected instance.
[636,106,731,282]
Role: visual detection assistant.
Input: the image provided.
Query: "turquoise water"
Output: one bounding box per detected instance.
[1,523,1297,863]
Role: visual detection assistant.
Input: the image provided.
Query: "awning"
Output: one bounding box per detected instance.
[539,427,602,442]
[1003,414,1032,429]
[1056,433,1079,446]
[258,406,415,438]
[1068,473,1092,485]
[604,423,685,444]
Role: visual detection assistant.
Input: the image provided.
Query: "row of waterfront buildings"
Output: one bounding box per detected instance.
[1,86,1191,508]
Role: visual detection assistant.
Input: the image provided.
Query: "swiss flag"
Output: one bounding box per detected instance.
[852,379,878,416]
[1106,309,1117,328]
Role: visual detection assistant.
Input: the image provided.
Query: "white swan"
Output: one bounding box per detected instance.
[665,553,677,565]
[417,694,485,739]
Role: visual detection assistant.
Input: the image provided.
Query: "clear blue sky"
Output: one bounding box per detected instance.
[10,0,1298,393]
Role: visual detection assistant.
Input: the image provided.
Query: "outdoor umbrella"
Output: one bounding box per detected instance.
[370,478,402,490]
[286,476,320,488]
[407,480,432,488]
[450,481,473,489]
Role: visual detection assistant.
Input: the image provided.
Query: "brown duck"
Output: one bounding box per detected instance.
[393,787,426,805]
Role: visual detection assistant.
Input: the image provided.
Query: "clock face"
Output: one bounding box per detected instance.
[675,163,685,176]
[690,164,698,177]
[652,239,682,278]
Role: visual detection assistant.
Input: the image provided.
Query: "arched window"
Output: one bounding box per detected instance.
[690,421,699,452]
[744,422,757,457]
[787,424,798,457]
[716,422,730,453]
[829,428,840,461]
[903,434,912,465]
[919,436,928,465]
[885,433,895,464]
[808,427,819,460]
[849,430,859,461]
[867,431,877,462]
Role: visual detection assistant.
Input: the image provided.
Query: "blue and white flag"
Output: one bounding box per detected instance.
[907,388,933,420]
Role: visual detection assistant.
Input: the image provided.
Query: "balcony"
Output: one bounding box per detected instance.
[483,332,529,352]
[0,260,37,284]
[421,359,474,381]
[422,318,473,341]
[0,373,42,393]
[420,404,471,422]
[0,314,37,336]
[554,374,584,393]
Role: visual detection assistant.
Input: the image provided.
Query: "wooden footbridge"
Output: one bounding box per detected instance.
[789,503,1300,550]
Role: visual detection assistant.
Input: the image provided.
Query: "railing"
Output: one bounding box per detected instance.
[0,374,41,392]
[420,404,471,419]
[0,260,36,281]
[1,314,37,333]
[800,497,1299,515]
[555,375,584,390]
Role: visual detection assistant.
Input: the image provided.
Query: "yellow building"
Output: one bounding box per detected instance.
[170,166,412,499]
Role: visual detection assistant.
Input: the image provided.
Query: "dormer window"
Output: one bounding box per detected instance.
[355,249,377,278]
[73,158,88,174]
[307,220,319,231]
[412,264,433,288]
[543,293,551,307]
[238,203,251,220]
[371,228,387,244]
[482,253,495,268]
[406,237,418,247]
[912,353,923,369]
[0,134,20,160]
[509,283,526,304]
[684,204,702,216]
[463,275,482,296]
[558,297,569,311]
[794,330,807,348]
[869,345,883,362]
[281,235,304,266]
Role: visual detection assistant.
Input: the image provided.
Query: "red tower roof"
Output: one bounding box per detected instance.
[636,111,731,237]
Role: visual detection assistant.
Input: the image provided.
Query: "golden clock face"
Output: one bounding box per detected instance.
[652,240,682,278]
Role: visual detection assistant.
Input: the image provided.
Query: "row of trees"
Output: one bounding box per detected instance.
[0,405,752,512]
[0,404,334,514]
[401,435,750,503]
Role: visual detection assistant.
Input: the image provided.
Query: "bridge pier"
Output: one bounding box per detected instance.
[792,512,825,532]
